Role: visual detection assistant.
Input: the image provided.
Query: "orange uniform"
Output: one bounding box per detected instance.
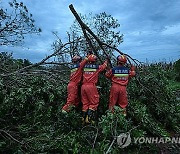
[106,65,135,111]
[81,61,107,111]
[62,59,88,111]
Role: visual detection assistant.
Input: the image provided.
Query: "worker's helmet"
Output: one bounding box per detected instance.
[88,54,97,62]
[72,55,82,62]
[117,55,127,64]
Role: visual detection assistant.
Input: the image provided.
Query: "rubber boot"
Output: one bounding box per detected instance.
[82,111,87,125]
[85,109,97,124]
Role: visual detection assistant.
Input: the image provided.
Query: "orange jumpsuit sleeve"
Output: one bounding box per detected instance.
[79,58,88,69]
[98,60,108,72]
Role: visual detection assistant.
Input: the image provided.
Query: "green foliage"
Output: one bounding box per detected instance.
[0,0,41,46]
[174,59,180,81]
[67,12,123,57]
[0,58,179,153]
[52,12,123,64]
[128,65,180,133]
[0,52,32,72]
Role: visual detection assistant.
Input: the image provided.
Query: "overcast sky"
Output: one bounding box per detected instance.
[1,0,180,63]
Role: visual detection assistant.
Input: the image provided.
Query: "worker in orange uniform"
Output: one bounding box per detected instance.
[62,55,90,113]
[81,55,108,124]
[105,55,136,116]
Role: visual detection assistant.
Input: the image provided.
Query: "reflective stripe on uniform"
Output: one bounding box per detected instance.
[114,74,129,77]
[71,68,78,72]
[84,68,97,72]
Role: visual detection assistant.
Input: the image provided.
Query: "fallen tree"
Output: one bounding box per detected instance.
[0,4,179,153]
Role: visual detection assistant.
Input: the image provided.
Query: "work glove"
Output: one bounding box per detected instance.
[87,54,96,62]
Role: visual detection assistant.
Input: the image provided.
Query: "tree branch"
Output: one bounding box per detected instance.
[69,4,141,67]
[0,40,77,77]
[69,4,107,65]
[0,129,24,145]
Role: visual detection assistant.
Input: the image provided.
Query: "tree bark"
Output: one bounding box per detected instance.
[69,4,141,66]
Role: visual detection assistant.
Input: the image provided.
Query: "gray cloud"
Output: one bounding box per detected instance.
[0,0,180,63]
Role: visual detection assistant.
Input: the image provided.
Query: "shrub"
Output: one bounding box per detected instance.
[0,58,179,153]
